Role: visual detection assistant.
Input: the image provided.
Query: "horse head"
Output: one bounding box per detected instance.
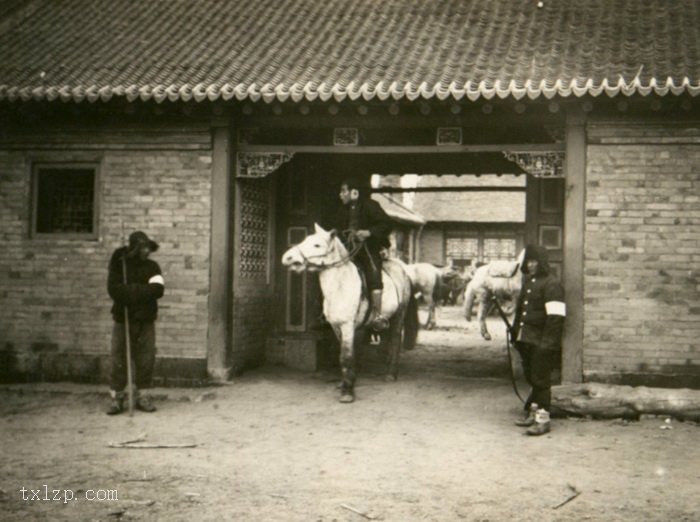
[281,223,342,273]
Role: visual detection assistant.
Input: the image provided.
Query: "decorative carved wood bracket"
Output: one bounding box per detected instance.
[503,151,565,178]
[236,152,295,178]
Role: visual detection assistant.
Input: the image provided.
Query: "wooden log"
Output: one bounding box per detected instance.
[551,383,700,421]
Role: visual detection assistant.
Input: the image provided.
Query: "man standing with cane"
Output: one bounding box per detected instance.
[106,231,164,415]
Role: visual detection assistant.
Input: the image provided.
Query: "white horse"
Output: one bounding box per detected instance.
[403,263,442,330]
[463,250,525,340]
[282,224,418,403]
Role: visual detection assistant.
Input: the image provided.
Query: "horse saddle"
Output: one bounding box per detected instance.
[487,259,520,278]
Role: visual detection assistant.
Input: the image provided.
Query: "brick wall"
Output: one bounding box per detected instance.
[0,125,212,382]
[584,123,700,385]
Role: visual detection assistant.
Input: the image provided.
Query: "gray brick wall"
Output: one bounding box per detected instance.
[0,127,212,378]
[584,123,700,382]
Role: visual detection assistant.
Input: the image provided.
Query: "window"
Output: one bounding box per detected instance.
[32,164,98,238]
[538,225,563,250]
[446,236,479,267]
[483,238,517,263]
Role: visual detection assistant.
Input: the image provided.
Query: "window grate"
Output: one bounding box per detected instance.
[239,178,270,280]
[34,167,96,235]
[483,238,517,262]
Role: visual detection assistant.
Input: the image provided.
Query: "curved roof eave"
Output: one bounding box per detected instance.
[2,77,699,104]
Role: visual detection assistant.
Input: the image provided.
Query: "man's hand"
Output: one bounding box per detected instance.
[355,230,371,241]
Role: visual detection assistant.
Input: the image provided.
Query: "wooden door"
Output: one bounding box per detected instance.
[525,177,565,279]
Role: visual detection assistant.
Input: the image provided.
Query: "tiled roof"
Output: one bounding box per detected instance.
[373,194,426,226]
[411,191,525,223]
[1,0,699,103]
[415,175,525,189]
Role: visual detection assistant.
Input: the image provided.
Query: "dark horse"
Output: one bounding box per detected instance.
[282,224,419,403]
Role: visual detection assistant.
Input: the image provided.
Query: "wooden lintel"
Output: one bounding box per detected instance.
[236,143,565,154]
[373,186,525,193]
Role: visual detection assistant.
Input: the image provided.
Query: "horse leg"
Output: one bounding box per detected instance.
[425,294,436,330]
[479,297,492,341]
[385,310,404,382]
[464,282,475,321]
[337,323,356,403]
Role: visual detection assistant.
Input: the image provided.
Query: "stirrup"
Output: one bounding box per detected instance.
[370,314,389,332]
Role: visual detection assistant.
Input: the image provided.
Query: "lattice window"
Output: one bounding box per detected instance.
[239,178,270,280]
[33,164,97,237]
[446,237,479,266]
[483,238,517,263]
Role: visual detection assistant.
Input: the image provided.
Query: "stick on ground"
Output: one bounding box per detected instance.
[340,503,378,520]
[108,442,197,449]
[553,485,581,510]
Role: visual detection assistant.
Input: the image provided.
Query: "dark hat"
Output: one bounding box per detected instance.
[521,244,550,275]
[128,230,159,252]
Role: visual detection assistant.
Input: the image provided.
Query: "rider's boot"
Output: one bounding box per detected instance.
[369,290,389,332]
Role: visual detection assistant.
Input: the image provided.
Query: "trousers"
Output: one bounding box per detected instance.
[110,321,156,392]
[354,244,384,290]
[515,341,554,411]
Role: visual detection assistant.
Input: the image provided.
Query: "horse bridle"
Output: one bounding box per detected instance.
[292,232,363,270]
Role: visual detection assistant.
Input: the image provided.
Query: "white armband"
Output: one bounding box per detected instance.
[149,275,165,286]
[545,301,566,316]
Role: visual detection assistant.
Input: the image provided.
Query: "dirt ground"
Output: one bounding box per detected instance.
[1,306,699,522]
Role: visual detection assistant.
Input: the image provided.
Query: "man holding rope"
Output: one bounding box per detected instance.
[510,245,566,436]
[335,179,393,333]
[106,231,164,415]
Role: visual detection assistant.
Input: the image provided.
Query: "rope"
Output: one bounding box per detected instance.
[491,296,527,404]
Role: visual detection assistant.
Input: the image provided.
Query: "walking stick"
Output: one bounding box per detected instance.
[491,296,527,404]
[120,226,135,417]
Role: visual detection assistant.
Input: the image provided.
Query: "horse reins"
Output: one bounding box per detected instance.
[491,296,527,404]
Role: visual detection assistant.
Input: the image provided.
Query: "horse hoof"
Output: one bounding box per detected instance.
[483,333,492,341]
[385,374,397,383]
[339,393,355,403]
[426,323,434,331]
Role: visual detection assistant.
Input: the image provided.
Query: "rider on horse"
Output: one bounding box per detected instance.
[335,179,393,332]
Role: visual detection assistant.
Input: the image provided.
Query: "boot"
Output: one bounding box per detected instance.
[369,290,389,331]
[135,391,157,413]
[106,391,124,415]
[526,408,551,436]
[514,402,538,427]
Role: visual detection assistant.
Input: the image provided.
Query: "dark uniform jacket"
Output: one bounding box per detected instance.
[335,197,392,250]
[512,246,565,351]
[108,247,164,323]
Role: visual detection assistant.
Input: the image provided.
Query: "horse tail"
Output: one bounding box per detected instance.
[402,293,419,351]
